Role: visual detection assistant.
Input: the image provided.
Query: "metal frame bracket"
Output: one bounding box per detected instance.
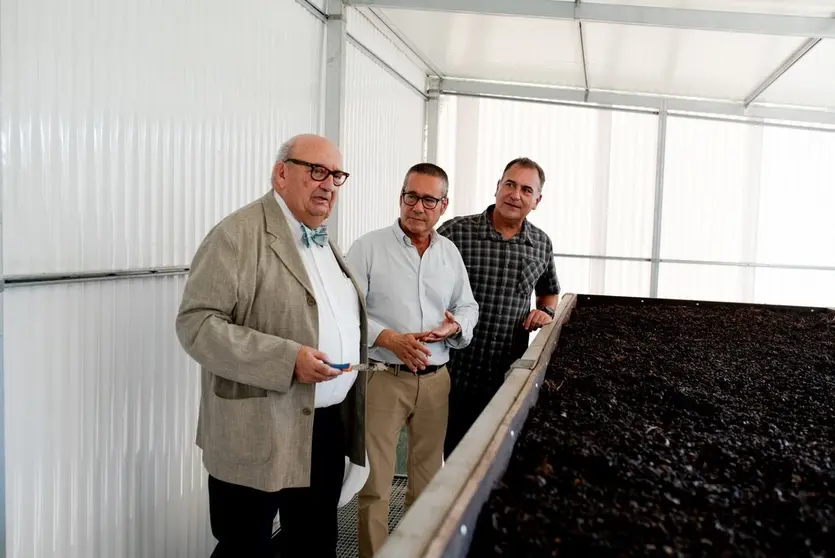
[511,358,537,370]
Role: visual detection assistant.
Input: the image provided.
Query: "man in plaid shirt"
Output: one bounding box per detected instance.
[438,157,560,458]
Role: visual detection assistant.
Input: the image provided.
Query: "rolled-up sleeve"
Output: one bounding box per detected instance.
[535,237,561,297]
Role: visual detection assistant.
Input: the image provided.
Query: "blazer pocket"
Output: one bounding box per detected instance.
[213,377,269,400]
[206,395,273,464]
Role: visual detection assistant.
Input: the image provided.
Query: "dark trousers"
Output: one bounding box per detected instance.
[208,405,346,558]
[443,385,495,459]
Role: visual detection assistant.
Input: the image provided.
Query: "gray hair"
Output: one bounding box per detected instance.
[402,162,450,197]
[275,138,296,163]
[502,157,546,190]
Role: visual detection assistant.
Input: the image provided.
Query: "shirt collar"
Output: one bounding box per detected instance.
[481,204,533,245]
[274,191,305,247]
[391,218,438,247]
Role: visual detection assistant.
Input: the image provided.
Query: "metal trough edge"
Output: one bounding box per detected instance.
[376,293,579,558]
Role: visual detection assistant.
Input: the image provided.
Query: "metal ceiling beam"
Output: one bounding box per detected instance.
[439,78,835,128]
[346,0,835,39]
[579,25,589,101]
[743,38,822,107]
[425,76,441,163]
[576,1,590,102]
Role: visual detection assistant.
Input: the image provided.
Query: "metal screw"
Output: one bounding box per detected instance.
[460,525,468,536]
[535,382,539,388]
[510,430,515,438]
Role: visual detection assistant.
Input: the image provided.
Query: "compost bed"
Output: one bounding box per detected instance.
[469,299,835,558]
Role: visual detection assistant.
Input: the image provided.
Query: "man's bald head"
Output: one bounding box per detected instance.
[271,134,347,229]
[275,133,340,164]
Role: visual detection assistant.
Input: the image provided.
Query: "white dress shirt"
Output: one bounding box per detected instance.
[345,219,479,366]
[274,192,360,408]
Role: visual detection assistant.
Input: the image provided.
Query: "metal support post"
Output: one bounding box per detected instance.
[0,77,5,556]
[649,102,668,298]
[425,76,441,163]
[324,0,348,250]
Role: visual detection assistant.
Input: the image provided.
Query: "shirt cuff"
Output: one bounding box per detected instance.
[445,316,471,349]
[368,319,386,348]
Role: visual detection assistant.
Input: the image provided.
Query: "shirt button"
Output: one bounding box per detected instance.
[302,407,312,416]
[306,295,315,306]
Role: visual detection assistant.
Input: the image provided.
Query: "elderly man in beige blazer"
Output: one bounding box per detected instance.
[176,133,367,558]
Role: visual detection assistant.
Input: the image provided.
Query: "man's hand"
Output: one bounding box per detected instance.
[293,346,343,384]
[422,311,461,343]
[376,330,432,372]
[522,309,553,331]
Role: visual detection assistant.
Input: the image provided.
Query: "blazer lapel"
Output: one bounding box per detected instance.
[261,192,315,297]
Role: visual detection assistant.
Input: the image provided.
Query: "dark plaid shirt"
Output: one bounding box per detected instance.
[437,205,560,398]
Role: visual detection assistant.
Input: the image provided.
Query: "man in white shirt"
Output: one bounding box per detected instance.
[176,133,368,558]
[346,163,479,557]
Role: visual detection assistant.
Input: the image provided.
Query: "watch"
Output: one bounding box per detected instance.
[452,321,462,337]
[538,305,556,318]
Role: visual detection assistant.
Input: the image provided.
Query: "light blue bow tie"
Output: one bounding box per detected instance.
[301,223,328,248]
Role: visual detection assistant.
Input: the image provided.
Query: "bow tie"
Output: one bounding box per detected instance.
[301,224,328,248]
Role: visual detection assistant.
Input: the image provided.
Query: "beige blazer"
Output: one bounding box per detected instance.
[176,191,367,493]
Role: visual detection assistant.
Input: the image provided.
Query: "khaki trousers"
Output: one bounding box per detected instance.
[357,365,450,558]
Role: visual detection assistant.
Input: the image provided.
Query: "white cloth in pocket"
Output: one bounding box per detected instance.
[338,451,370,507]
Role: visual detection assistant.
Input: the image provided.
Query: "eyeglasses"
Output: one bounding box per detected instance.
[401,191,445,210]
[285,158,350,186]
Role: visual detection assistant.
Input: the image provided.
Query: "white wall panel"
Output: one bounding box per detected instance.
[658,263,753,303]
[439,96,658,259]
[756,126,835,267]
[659,116,835,307]
[4,275,210,558]
[660,117,763,263]
[339,44,425,252]
[435,95,459,228]
[753,268,835,308]
[1,0,323,276]
[555,258,651,297]
[658,263,835,308]
[661,117,835,270]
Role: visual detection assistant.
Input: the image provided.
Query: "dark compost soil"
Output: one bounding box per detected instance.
[468,301,835,558]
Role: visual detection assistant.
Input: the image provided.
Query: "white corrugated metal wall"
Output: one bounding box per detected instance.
[338,8,427,252]
[437,95,658,298]
[1,0,325,556]
[658,116,835,307]
[437,95,835,309]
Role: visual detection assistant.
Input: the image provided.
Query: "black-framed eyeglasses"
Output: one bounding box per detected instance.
[401,191,445,210]
[285,158,350,186]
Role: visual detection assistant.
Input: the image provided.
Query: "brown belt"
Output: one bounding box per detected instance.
[371,359,445,376]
